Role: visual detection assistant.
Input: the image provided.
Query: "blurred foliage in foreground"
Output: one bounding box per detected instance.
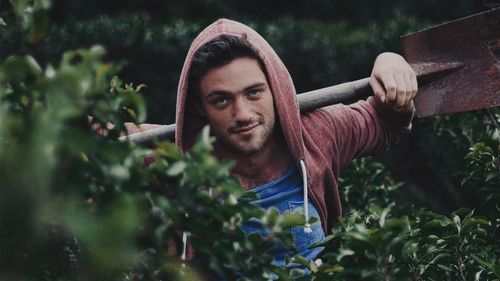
[0,45,311,281]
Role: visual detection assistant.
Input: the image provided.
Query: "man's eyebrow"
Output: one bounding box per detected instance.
[205,82,267,98]
[206,90,231,99]
[243,82,266,92]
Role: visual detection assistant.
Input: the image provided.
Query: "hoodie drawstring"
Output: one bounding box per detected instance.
[181,211,191,266]
[181,231,188,264]
[299,159,312,233]
[181,187,212,266]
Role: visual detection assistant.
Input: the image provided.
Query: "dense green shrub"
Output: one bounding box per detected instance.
[0,45,315,281]
[316,156,500,281]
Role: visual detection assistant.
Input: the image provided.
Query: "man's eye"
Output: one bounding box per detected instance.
[248,90,261,97]
[213,97,229,106]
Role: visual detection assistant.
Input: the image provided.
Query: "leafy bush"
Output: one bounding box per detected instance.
[316,159,500,281]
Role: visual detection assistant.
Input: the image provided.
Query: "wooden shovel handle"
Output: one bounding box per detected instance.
[298,78,372,112]
[123,78,373,144]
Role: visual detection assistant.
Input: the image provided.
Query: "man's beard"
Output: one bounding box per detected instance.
[219,116,274,157]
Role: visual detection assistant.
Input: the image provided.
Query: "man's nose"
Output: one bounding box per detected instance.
[232,98,253,122]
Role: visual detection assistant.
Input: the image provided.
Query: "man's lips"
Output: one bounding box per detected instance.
[231,123,259,135]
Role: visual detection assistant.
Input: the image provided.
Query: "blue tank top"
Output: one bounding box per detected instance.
[240,165,325,268]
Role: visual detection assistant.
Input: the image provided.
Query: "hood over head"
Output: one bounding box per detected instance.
[171,18,414,238]
[175,19,306,163]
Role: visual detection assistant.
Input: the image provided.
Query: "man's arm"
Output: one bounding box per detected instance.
[88,116,162,137]
[302,52,416,168]
[124,122,163,135]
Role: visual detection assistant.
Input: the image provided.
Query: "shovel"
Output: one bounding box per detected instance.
[124,8,500,144]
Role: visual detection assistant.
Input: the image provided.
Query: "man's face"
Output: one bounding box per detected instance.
[198,57,276,156]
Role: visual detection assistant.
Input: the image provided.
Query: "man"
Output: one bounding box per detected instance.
[129,19,416,268]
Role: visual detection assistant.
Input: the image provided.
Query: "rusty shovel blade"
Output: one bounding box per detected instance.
[402,8,500,118]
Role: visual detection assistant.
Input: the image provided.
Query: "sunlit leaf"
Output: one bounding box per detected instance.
[167,160,187,176]
[279,211,306,229]
[9,0,28,16]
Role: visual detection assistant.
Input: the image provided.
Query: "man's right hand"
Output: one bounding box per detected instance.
[369,52,418,113]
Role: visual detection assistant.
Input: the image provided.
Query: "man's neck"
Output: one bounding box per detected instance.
[214,133,293,191]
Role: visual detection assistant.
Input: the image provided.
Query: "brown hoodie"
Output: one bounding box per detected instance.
[174,18,413,234]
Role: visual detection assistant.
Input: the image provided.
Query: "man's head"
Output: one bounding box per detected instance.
[188,35,277,156]
[188,34,267,99]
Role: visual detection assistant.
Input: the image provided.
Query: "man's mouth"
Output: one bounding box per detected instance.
[231,123,259,135]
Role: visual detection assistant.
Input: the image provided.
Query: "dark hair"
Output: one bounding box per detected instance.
[188,34,266,98]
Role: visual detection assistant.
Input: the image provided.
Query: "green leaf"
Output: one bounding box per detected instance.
[35,0,52,10]
[0,55,42,83]
[0,17,6,26]
[200,125,214,148]
[263,207,280,226]
[379,205,392,228]
[290,255,310,267]
[279,211,306,229]
[486,172,498,182]
[27,10,50,44]
[336,248,355,261]
[321,265,344,273]
[474,269,484,281]
[453,215,461,233]
[167,161,187,176]
[156,141,181,158]
[493,263,500,278]
[89,45,106,57]
[108,165,130,181]
[10,0,29,16]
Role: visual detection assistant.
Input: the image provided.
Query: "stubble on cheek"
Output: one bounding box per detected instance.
[216,118,268,155]
[240,119,275,155]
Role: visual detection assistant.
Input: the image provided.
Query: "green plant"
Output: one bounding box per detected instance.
[0,44,310,281]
